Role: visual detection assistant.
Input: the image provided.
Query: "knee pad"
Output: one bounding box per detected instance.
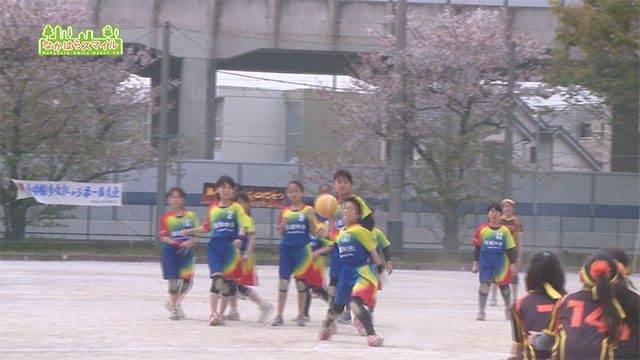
[350,297,365,310]
[210,275,224,294]
[350,302,364,317]
[295,279,308,293]
[168,279,180,294]
[221,279,236,296]
[237,285,250,297]
[329,277,338,287]
[479,282,490,295]
[178,279,192,295]
[278,278,289,292]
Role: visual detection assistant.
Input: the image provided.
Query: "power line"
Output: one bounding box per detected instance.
[217,70,355,91]
[172,26,211,56]
[215,93,331,102]
[129,27,157,44]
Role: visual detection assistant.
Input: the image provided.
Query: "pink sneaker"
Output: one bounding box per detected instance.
[318,327,332,341]
[208,312,222,326]
[353,317,367,336]
[367,334,384,347]
[319,320,337,340]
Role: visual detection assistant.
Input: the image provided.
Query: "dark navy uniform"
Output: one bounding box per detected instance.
[512,291,557,360]
[615,290,639,360]
[551,290,616,360]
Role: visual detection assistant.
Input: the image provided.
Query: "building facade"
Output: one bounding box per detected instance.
[208,85,611,172]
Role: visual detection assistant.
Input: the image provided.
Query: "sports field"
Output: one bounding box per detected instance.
[3,260,627,360]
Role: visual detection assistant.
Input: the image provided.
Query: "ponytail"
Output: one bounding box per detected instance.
[614,282,639,334]
[594,275,622,339]
[596,248,639,333]
[582,254,624,339]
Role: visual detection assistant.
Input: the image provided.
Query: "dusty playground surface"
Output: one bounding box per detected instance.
[3,260,625,360]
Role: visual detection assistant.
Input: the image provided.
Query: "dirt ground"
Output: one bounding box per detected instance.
[2,260,627,360]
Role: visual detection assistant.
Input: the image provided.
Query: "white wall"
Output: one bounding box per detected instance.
[551,136,592,171]
[216,87,287,162]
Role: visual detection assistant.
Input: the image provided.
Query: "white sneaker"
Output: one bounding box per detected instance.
[225,309,241,321]
[258,303,274,323]
[290,315,309,322]
[170,310,180,321]
[271,315,284,326]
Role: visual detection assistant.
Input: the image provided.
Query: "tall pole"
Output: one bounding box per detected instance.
[388,0,406,251]
[503,0,514,199]
[156,21,170,222]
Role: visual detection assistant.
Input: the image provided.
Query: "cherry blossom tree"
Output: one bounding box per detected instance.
[302,8,541,249]
[0,0,156,240]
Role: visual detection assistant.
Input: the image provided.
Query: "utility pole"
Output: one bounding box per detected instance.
[156,21,170,222]
[388,0,406,252]
[503,0,515,199]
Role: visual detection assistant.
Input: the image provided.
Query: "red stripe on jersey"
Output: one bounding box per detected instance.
[537,304,554,313]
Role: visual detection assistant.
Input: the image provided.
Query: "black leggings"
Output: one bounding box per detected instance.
[324,297,375,336]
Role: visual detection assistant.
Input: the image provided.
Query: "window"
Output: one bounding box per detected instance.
[579,121,592,138]
[285,101,301,162]
[530,146,537,164]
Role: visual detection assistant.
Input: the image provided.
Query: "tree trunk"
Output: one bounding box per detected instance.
[611,103,639,172]
[2,201,28,241]
[442,214,459,250]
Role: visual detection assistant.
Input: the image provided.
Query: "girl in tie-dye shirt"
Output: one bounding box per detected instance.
[159,187,200,321]
[318,197,384,347]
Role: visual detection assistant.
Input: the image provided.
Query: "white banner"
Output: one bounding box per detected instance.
[11,179,123,206]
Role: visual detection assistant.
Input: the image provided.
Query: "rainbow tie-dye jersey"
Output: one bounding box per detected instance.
[203,202,252,240]
[278,204,315,246]
[336,224,377,267]
[159,210,200,247]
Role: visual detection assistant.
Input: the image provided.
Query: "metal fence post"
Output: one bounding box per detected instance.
[270,207,275,245]
[86,207,91,241]
[590,173,596,232]
[149,205,155,242]
[559,216,564,251]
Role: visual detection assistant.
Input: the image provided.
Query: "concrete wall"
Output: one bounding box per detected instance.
[95,0,560,60]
